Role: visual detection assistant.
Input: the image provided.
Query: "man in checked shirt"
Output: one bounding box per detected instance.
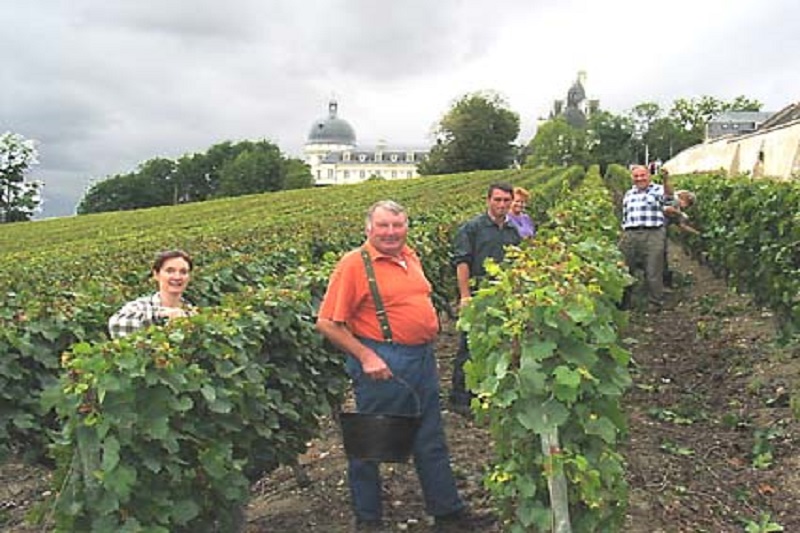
[620,165,674,312]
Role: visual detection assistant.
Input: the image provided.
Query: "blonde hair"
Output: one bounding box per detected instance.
[513,187,530,201]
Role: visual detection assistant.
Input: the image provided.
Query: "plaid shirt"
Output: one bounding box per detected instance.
[108,292,194,339]
[622,183,668,229]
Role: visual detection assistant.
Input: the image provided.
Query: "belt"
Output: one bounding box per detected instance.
[625,226,663,231]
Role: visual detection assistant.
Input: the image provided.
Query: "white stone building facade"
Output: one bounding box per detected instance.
[304,101,427,185]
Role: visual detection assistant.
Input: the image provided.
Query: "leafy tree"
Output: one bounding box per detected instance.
[157,141,259,205]
[644,117,696,161]
[138,157,177,201]
[419,91,520,175]
[728,95,762,112]
[669,95,763,143]
[523,118,588,168]
[282,158,314,190]
[77,158,174,214]
[624,95,763,163]
[626,102,665,164]
[78,139,300,214]
[171,154,205,204]
[217,141,285,197]
[0,132,41,222]
[629,102,663,138]
[77,170,170,214]
[587,111,635,172]
[194,141,255,199]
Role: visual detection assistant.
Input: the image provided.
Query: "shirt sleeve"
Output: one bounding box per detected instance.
[452,222,473,267]
[652,184,667,204]
[317,255,362,324]
[526,214,537,237]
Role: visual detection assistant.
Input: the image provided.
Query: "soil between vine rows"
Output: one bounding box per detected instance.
[1,244,798,532]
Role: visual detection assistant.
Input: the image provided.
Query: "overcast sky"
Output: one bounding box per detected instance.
[2,0,798,218]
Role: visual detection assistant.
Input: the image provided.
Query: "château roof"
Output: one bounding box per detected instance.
[307,100,356,145]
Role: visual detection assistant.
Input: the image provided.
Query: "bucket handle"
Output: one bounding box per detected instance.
[350,375,422,418]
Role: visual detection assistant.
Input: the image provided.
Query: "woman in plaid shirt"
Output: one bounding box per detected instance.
[108,249,195,338]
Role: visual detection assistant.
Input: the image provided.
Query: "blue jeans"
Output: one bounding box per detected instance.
[345,338,464,522]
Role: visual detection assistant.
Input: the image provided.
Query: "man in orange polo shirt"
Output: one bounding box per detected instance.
[317,200,469,532]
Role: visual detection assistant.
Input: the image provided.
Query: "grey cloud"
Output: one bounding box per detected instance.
[290,0,537,80]
[2,0,797,219]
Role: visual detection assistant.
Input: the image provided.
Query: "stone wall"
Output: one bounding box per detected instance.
[665,120,800,179]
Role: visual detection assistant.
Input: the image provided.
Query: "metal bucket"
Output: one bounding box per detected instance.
[339,376,421,463]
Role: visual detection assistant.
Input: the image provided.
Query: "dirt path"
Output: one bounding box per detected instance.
[2,244,798,532]
[622,246,799,532]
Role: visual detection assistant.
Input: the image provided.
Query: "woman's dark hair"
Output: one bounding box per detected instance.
[152,249,193,273]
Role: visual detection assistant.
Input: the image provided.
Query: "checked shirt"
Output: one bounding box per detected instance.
[622,183,668,229]
[108,292,194,339]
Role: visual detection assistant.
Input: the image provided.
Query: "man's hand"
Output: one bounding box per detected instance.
[361,351,392,380]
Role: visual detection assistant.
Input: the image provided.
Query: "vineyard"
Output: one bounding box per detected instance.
[0,166,798,531]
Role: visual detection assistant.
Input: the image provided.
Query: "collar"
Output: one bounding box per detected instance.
[152,291,190,308]
[631,183,659,194]
[481,212,511,227]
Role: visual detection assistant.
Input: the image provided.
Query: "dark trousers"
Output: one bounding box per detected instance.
[450,332,473,407]
[620,227,666,308]
[345,339,464,522]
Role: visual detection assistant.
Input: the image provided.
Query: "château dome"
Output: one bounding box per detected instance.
[307,100,356,145]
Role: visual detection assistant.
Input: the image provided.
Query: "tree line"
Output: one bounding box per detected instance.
[0,92,762,221]
[77,140,313,214]
[419,92,762,176]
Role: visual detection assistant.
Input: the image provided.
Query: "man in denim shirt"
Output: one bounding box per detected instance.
[450,182,521,412]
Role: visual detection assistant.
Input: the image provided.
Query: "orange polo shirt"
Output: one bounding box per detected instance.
[318,242,439,345]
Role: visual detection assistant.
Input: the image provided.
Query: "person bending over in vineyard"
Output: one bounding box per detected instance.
[662,187,700,287]
[451,182,521,414]
[108,249,195,338]
[317,200,480,532]
[665,189,699,235]
[620,165,673,311]
[508,186,537,239]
